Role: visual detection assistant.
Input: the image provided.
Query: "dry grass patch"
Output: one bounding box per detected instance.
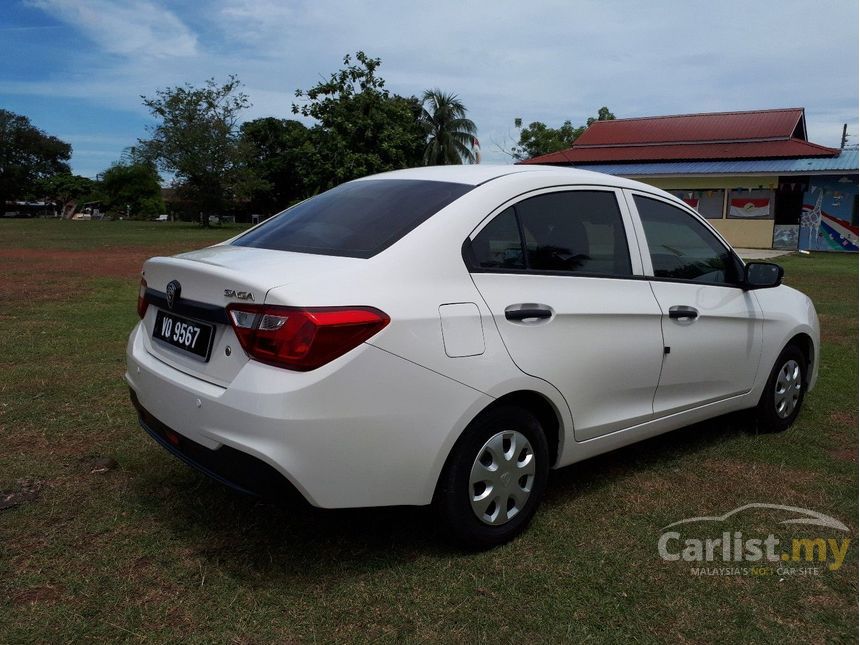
[0,246,197,306]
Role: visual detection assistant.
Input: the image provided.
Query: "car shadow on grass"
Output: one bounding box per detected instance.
[543,410,755,507]
[129,410,755,578]
[132,467,451,578]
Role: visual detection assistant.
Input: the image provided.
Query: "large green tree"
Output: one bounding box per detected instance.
[514,120,582,162]
[0,109,72,205]
[292,52,426,191]
[512,106,616,161]
[38,173,96,219]
[240,117,311,213]
[419,90,478,165]
[99,157,164,217]
[138,76,261,222]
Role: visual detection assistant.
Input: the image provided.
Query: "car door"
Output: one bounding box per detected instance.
[467,187,665,441]
[626,192,763,416]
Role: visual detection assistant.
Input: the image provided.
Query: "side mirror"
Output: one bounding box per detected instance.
[743,261,784,289]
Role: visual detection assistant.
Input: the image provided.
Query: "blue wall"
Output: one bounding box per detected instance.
[799,175,858,252]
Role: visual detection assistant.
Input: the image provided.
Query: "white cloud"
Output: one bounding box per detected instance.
[215,0,304,41]
[26,0,198,58]
[13,0,859,173]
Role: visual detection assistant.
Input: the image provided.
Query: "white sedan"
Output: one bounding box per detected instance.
[126,165,819,547]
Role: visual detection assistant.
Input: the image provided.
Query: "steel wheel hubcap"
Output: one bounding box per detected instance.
[469,430,536,526]
[774,359,802,419]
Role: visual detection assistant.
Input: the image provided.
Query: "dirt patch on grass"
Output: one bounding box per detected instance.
[829,447,857,462]
[11,585,64,607]
[0,248,155,278]
[0,479,42,511]
[828,410,858,429]
[0,246,190,305]
[826,411,858,462]
[818,313,859,345]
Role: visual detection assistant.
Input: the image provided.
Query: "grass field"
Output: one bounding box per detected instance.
[1,219,857,643]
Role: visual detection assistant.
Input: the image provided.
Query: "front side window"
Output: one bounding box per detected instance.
[634,195,739,285]
[234,179,473,258]
[470,190,632,277]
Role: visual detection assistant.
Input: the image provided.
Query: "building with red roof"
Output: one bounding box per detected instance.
[521,108,858,252]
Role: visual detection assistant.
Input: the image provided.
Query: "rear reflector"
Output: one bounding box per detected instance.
[137,277,149,318]
[226,304,389,371]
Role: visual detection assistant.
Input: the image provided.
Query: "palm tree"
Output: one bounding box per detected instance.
[419,90,478,165]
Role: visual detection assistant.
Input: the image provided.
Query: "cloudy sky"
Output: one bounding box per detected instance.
[1,0,857,177]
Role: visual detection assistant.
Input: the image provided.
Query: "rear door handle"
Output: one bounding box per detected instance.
[668,305,699,320]
[504,304,553,321]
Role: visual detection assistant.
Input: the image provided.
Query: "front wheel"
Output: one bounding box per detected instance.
[756,345,807,433]
[434,405,549,549]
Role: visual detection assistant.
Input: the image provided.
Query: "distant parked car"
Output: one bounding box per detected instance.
[154,214,169,222]
[127,165,819,547]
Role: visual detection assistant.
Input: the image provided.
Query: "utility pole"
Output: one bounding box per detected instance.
[840,123,848,149]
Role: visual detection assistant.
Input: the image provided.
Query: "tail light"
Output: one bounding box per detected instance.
[137,277,149,318]
[227,304,390,371]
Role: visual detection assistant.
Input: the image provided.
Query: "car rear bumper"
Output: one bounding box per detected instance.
[131,389,302,499]
[125,321,492,508]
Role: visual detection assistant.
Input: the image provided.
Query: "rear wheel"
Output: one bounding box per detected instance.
[756,345,807,433]
[434,405,549,549]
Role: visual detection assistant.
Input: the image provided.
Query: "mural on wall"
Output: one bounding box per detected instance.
[799,177,859,252]
[773,225,800,250]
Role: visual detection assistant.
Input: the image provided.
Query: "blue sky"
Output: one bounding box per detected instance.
[1,0,857,178]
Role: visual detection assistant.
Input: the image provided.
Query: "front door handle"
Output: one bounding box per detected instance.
[668,305,699,320]
[504,304,553,321]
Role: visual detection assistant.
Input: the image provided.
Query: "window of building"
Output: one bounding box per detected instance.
[669,189,725,219]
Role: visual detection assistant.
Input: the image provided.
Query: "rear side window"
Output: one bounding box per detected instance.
[470,190,632,276]
[517,192,631,275]
[634,195,739,284]
[471,207,525,269]
[234,179,473,258]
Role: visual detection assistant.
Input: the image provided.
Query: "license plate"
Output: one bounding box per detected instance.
[152,310,215,361]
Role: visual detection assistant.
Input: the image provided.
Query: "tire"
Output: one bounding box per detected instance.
[434,405,549,549]
[756,344,807,433]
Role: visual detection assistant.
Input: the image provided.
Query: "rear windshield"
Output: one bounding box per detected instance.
[232,179,474,258]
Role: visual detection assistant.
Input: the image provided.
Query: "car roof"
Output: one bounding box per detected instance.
[359,164,654,191]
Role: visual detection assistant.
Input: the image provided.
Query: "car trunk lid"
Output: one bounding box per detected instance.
[140,244,362,385]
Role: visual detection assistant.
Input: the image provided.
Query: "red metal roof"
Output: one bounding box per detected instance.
[521,107,840,166]
[574,108,806,146]
[525,139,839,165]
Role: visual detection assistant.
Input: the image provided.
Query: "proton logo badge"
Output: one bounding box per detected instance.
[165,280,181,310]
